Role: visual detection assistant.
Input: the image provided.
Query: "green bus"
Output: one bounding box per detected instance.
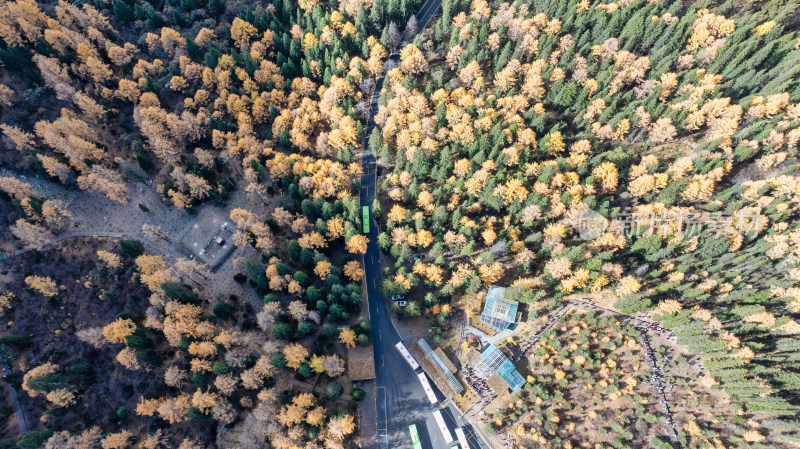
[362,206,370,234]
[408,424,422,449]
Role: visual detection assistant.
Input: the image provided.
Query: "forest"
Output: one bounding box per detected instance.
[1,0,800,447]
[369,0,800,446]
[0,0,416,445]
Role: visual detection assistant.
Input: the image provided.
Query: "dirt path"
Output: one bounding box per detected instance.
[639,330,681,447]
[10,231,124,257]
[518,302,574,354]
[6,384,28,436]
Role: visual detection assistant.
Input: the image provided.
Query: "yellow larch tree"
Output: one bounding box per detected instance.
[25,275,58,297]
[102,318,137,344]
[116,347,141,370]
[388,205,408,222]
[11,219,54,248]
[592,162,619,192]
[136,397,161,416]
[46,388,76,407]
[545,131,565,156]
[135,254,171,292]
[346,234,369,254]
[0,291,14,315]
[101,430,133,449]
[478,262,505,285]
[326,217,345,239]
[283,343,309,370]
[40,200,72,233]
[76,165,129,203]
[616,276,642,296]
[328,414,356,439]
[22,363,59,397]
[315,260,332,279]
[399,44,428,75]
[344,260,365,281]
[310,354,326,373]
[339,328,357,348]
[191,389,217,414]
[97,250,121,269]
[306,405,327,427]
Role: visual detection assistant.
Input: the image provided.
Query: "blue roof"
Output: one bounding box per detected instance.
[475,345,526,392]
[480,286,519,331]
[498,360,526,392]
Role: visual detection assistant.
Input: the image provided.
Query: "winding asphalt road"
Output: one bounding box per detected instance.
[358,2,492,448]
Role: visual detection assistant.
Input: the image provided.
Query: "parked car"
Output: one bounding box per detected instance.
[397,301,407,307]
[391,295,405,301]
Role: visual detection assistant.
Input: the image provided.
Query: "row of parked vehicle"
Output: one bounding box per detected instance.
[391,294,407,307]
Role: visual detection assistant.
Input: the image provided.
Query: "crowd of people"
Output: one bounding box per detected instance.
[639,329,678,440]
[464,365,492,396]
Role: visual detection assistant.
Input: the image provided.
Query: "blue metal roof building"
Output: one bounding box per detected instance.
[474,344,526,392]
[479,285,519,331]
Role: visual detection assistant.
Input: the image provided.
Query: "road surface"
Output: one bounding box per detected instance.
[358,1,492,447]
[360,67,452,449]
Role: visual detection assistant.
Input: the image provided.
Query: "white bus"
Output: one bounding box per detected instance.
[417,372,438,404]
[455,427,469,449]
[395,341,420,370]
[432,409,454,444]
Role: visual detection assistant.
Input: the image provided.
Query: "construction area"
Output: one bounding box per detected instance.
[177,211,236,271]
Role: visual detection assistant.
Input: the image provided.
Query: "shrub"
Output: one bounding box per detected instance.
[297,363,312,379]
[187,407,211,420]
[297,321,315,337]
[0,335,30,348]
[271,322,291,340]
[191,372,212,387]
[17,430,55,449]
[325,382,343,399]
[160,282,198,302]
[0,344,16,365]
[69,363,93,383]
[212,361,229,376]
[213,301,234,319]
[118,239,144,258]
[25,373,72,393]
[351,386,366,401]
[270,353,287,369]
[124,334,152,348]
[136,349,162,367]
[322,324,338,338]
